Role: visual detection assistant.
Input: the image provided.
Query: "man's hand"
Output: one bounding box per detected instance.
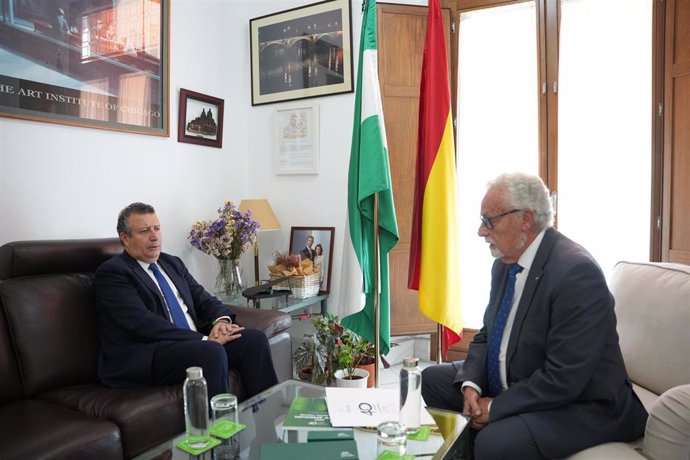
[462,387,492,430]
[208,321,244,344]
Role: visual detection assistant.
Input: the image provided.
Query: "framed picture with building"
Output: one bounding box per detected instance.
[177,88,224,148]
[249,0,353,106]
[0,0,170,136]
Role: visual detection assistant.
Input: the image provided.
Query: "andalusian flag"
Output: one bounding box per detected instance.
[408,0,462,358]
[338,0,399,355]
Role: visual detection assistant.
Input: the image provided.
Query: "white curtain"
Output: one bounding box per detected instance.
[557,0,652,279]
[456,1,539,327]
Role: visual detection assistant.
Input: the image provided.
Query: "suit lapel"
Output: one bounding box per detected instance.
[121,252,168,314]
[506,228,559,365]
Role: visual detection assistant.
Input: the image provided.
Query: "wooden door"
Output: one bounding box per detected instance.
[378,4,452,336]
[662,0,690,263]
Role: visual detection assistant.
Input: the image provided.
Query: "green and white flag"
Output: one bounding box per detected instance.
[338,0,399,355]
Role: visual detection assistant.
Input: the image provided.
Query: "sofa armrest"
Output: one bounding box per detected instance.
[228,305,291,338]
[644,384,690,460]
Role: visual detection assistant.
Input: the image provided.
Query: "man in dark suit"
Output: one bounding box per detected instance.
[421,173,647,459]
[300,235,315,261]
[94,202,277,399]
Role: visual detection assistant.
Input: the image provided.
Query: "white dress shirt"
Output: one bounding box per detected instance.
[137,259,198,331]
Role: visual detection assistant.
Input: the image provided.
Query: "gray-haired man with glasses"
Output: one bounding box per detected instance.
[421,173,646,460]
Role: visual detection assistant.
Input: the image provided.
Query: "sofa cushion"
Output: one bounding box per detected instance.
[39,383,184,458]
[0,399,122,460]
[643,384,690,460]
[610,261,690,395]
[563,441,645,460]
[0,238,121,280]
[2,274,100,396]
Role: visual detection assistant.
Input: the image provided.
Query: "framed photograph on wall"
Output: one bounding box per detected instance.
[249,0,353,106]
[275,104,318,174]
[0,1,170,136]
[289,226,335,294]
[178,88,224,148]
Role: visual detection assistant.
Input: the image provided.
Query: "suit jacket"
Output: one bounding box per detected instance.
[94,251,234,387]
[300,246,314,261]
[456,228,647,457]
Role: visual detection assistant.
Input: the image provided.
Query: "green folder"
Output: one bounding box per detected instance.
[260,440,358,460]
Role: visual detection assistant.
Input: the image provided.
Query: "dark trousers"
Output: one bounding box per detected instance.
[151,329,278,399]
[422,362,545,460]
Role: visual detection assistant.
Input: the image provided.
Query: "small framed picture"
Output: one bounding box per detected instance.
[275,104,319,174]
[289,226,335,294]
[177,88,224,148]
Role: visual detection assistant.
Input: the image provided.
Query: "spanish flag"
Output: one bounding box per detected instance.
[408,0,462,358]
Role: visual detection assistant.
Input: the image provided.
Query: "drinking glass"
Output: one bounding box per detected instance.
[377,421,407,457]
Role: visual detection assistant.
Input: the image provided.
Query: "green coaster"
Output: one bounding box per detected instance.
[375,452,414,460]
[407,425,431,441]
[175,436,220,455]
[209,420,246,439]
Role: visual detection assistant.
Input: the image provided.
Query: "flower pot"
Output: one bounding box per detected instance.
[356,362,376,388]
[334,368,369,388]
[297,365,313,382]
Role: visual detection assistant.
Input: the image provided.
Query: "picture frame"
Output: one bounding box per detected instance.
[289,226,335,294]
[249,0,353,106]
[275,104,319,174]
[0,0,170,136]
[177,88,224,148]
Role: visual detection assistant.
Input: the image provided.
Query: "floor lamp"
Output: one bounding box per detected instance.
[239,199,281,285]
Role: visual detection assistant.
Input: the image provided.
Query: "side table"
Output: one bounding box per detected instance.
[231,293,328,317]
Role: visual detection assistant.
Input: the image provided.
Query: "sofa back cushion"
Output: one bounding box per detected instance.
[611,261,690,396]
[2,274,101,396]
[0,239,121,399]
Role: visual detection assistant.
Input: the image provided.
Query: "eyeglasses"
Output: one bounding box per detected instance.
[480,209,522,230]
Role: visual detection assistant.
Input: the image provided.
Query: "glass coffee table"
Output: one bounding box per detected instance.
[134,379,469,459]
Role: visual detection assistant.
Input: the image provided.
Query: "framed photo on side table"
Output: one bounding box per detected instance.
[177,88,224,148]
[289,226,335,294]
[249,0,353,105]
[275,104,318,174]
[0,0,170,136]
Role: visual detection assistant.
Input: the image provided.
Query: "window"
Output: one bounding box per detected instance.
[456,1,540,327]
[455,0,652,328]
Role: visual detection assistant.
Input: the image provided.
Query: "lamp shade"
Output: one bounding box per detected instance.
[239,199,281,231]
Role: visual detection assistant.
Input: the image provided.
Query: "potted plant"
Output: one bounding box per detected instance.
[293,313,343,384]
[293,333,328,384]
[334,331,371,388]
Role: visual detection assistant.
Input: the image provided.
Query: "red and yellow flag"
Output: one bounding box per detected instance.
[408,0,462,358]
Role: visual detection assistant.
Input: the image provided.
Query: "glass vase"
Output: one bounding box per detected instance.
[215,258,243,300]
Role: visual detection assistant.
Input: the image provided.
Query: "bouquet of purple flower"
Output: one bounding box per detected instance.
[188,201,259,260]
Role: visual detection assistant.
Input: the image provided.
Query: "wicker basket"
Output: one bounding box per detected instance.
[270,273,320,299]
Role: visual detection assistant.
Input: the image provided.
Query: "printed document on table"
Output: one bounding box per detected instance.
[325,388,399,427]
[325,387,438,427]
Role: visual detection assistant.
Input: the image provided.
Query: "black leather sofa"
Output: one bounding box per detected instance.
[0,239,292,459]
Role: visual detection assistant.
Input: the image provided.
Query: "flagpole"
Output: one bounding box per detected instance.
[374,192,381,387]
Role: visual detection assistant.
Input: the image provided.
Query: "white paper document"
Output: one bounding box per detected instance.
[325,387,436,428]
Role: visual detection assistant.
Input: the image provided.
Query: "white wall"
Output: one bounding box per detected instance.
[0,0,253,288]
[0,0,373,305]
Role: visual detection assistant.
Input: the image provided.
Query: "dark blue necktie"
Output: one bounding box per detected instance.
[149,263,190,329]
[487,263,523,397]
